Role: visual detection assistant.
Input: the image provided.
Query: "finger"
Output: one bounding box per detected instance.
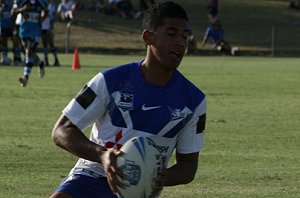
[110,163,126,180]
[106,169,125,195]
[115,150,124,157]
[161,155,167,168]
[109,153,126,180]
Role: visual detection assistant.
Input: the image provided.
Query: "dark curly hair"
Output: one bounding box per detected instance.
[142,1,189,31]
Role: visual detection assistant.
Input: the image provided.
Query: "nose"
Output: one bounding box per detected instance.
[174,36,187,49]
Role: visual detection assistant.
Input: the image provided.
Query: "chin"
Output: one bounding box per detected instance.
[171,58,183,67]
[165,61,181,72]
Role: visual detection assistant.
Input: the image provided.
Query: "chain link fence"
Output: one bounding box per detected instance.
[57,20,300,57]
[193,22,300,56]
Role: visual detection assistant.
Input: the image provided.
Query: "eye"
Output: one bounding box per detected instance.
[167,32,176,37]
[182,35,189,40]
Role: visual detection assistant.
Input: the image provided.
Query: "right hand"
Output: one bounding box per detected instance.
[100,148,125,195]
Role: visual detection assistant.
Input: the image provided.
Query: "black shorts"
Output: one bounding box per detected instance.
[21,38,39,51]
[41,29,48,35]
[0,28,13,37]
[13,25,20,36]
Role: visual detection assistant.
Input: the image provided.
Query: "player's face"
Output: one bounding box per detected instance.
[150,18,190,72]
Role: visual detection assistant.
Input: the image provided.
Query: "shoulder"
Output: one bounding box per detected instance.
[176,71,206,109]
[205,27,212,34]
[100,62,139,93]
[177,71,205,96]
[101,62,136,78]
[37,0,48,9]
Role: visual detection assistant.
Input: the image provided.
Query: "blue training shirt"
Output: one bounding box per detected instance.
[19,1,47,39]
[205,26,225,44]
[0,2,14,29]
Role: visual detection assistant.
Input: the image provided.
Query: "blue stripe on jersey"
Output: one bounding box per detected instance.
[163,113,193,138]
[107,99,127,128]
[102,62,205,138]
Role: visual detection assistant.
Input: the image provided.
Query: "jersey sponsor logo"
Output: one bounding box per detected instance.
[75,85,96,110]
[196,114,206,134]
[146,137,169,154]
[118,92,134,112]
[141,104,161,111]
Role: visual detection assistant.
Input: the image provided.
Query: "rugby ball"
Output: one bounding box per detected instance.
[116,136,164,198]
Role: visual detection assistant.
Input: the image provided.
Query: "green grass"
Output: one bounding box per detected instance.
[52,0,300,55]
[0,55,300,197]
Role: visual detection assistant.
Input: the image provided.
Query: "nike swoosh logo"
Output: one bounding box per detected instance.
[142,104,162,111]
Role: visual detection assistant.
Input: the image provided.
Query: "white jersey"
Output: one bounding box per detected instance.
[63,61,206,178]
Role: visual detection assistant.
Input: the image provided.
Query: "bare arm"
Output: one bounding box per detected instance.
[52,114,125,194]
[40,9,48,22]
[163,152,199,186]
[12,3,29,15]
[201,35,209,48]
[52,114,106,162]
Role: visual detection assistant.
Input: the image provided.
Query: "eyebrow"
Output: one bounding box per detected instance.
[166,27,190,34]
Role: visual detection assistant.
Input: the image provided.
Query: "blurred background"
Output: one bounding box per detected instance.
[48,0,300,57]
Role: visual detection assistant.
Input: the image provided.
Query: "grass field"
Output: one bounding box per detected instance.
[0,55,300,198]
[51,0,300,56]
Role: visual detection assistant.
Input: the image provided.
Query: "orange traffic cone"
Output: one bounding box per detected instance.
[72,48,80,69]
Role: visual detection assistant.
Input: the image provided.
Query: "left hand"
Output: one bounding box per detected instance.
[149,156,167,198]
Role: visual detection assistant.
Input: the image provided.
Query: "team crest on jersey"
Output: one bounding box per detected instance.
[169,107,185,121]
[118,92,134,112]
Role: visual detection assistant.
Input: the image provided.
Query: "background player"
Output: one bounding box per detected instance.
[50,1,206,197]
[13,0,48,87]
[201,19,239,56]
[41,0,60,66]
[57,0,76,22]
[0,0,14,65]
[207,0,219,22]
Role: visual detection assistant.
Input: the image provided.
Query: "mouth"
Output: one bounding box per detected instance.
[169,50,183,61]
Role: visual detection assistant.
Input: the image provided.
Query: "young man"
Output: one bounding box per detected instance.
[201,19,239,56]
[13,0,48,87]
[41,0,60,66]
[0,0,14,65]
[57,0,76,22]
[207,0,219,23]
[50,1,206,198]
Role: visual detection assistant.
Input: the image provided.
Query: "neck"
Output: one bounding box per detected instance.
[141,57,174,86]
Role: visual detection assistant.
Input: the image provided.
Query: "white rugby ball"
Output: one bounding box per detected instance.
[116,136,163,198]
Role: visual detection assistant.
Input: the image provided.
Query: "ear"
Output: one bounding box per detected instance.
[142,30,153,45]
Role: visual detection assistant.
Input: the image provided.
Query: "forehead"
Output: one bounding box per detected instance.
[158,18,190,32]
